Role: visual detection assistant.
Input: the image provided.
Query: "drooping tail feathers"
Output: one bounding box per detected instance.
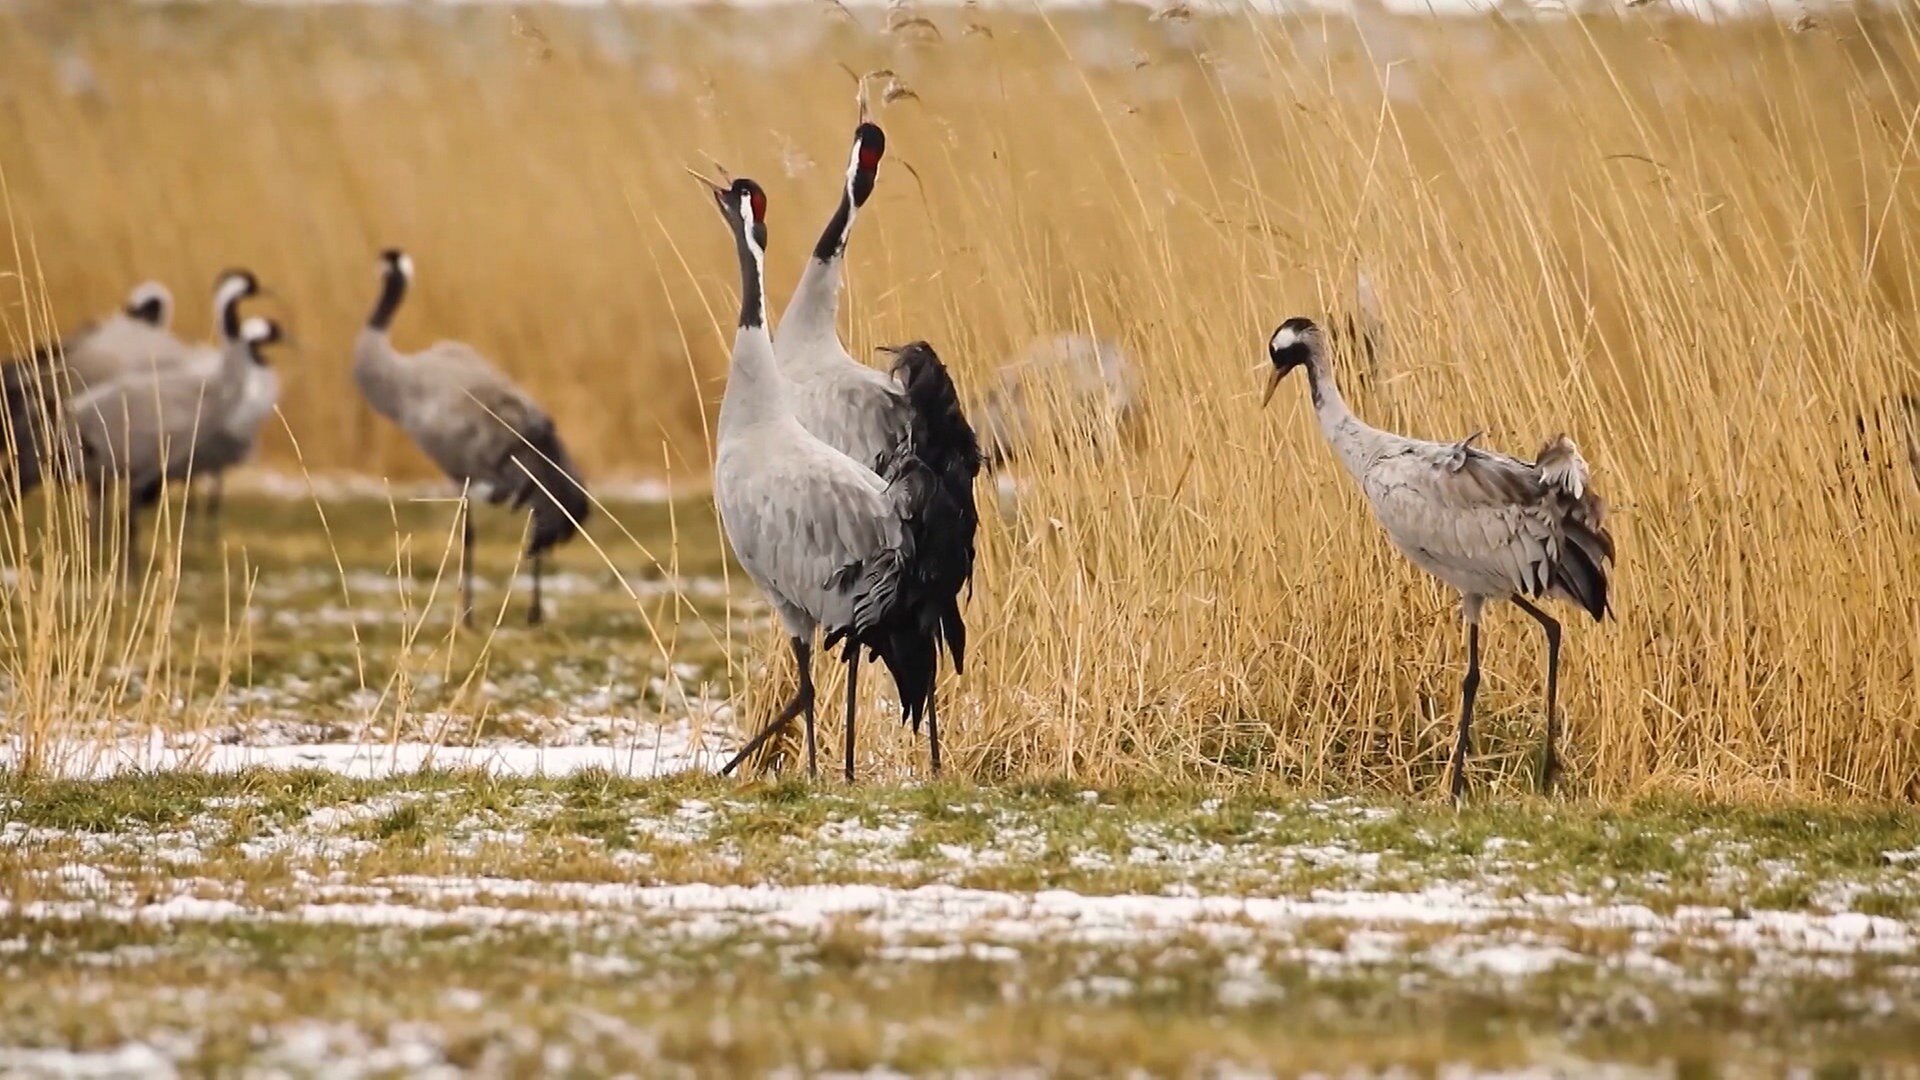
[508,419,591,557]
[831,455,947,733]
[888,341,982,675]
[824,341,983,731]
[1538,434,1615,622]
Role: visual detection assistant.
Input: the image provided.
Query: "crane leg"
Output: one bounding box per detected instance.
[1512,596,1564,794]
[1449,623,1481,803]
[842,648,859,783]
[720,636,814,777]
[803,656,820,780]
[528,552,545,627]
[927,693,942,777]
[459,503,475,629]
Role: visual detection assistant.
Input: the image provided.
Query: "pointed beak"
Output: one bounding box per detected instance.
[684,164,725,197]
[1261,367,1283,408]
[873,344,902,357]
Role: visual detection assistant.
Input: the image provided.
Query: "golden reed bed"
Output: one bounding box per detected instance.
[2,2,1918,799]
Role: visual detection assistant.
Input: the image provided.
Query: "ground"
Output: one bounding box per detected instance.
[2,773,1919,1075]
[2,490,1918,1076]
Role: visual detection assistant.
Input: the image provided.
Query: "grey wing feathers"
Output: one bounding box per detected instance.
[787,365,912,472]
[1364,433,1613,618]
[69,373,219,487]
[716,442,900,632]
[395,343,544,490]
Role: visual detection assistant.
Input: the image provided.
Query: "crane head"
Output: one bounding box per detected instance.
[214,268,263,307]
[1264,317,1320,407]
[848,122,886,208]
[379,248,415,284]
[123,281,172,328]
[240,316,285,364]
[692,168,768,252]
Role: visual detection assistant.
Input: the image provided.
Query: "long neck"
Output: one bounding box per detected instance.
[719,221,787,436]
[217,335,255,400]
[1300,338,1382,477]
[369,269,407,331]
[353,327,407,419]
[216,291,243,343]
[779,184,860,351]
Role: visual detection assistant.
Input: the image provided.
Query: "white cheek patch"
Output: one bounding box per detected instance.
[845,141,863,186]
[241,316,271,343]
[397,254,415,281]
[1271,327,1297,352]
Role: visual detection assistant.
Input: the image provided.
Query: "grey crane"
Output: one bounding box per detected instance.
[766,114,983,775]
[180,325,281,529]
[1263,317,1615,799]
[698,171,974,782]
[67,272,272,567]
[353,248,590,627]
[2,281,188,499]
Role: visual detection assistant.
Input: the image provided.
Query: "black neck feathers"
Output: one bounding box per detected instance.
[220,292,243,342]
[812,193,854,264]
[368,268,407,332]
[736,224,767,330]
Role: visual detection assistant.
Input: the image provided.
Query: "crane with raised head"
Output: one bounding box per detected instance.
[698,169,969,781]
[766,104,983,775]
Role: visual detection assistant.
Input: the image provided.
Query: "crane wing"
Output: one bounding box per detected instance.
[1361,438,1560,598]
[716,440,901,633]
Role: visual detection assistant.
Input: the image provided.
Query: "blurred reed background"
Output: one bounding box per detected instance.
[3,1,1919,798]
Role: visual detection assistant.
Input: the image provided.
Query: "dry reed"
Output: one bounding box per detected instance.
[2,3,1918,799]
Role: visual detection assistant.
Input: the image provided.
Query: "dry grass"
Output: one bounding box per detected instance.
[3,3,1919,799]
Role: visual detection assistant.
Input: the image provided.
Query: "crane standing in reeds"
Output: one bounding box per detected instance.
[699,169,969,782]
[66,271,272,569]
[765,104,982,777]
[353,249,590,627]
[1,281,188,500]
[1262,317,1615,799]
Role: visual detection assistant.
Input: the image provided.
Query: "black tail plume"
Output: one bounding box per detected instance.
[886,341,982,674]
[510,420,591,556]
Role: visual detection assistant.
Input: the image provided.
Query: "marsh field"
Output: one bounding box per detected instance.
[2,0,1920,1074]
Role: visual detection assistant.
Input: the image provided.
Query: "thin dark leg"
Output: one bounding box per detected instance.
[459,502,475,629]
[1449,623,1481,803]
[927,694,942,777]
[843,649,859,783]
[1512,596,1564,794]
[720,637,814,777]
[528,552,545,627]
[803,652,820,780]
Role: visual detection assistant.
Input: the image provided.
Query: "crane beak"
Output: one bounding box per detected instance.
[1261,367,1283,408]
